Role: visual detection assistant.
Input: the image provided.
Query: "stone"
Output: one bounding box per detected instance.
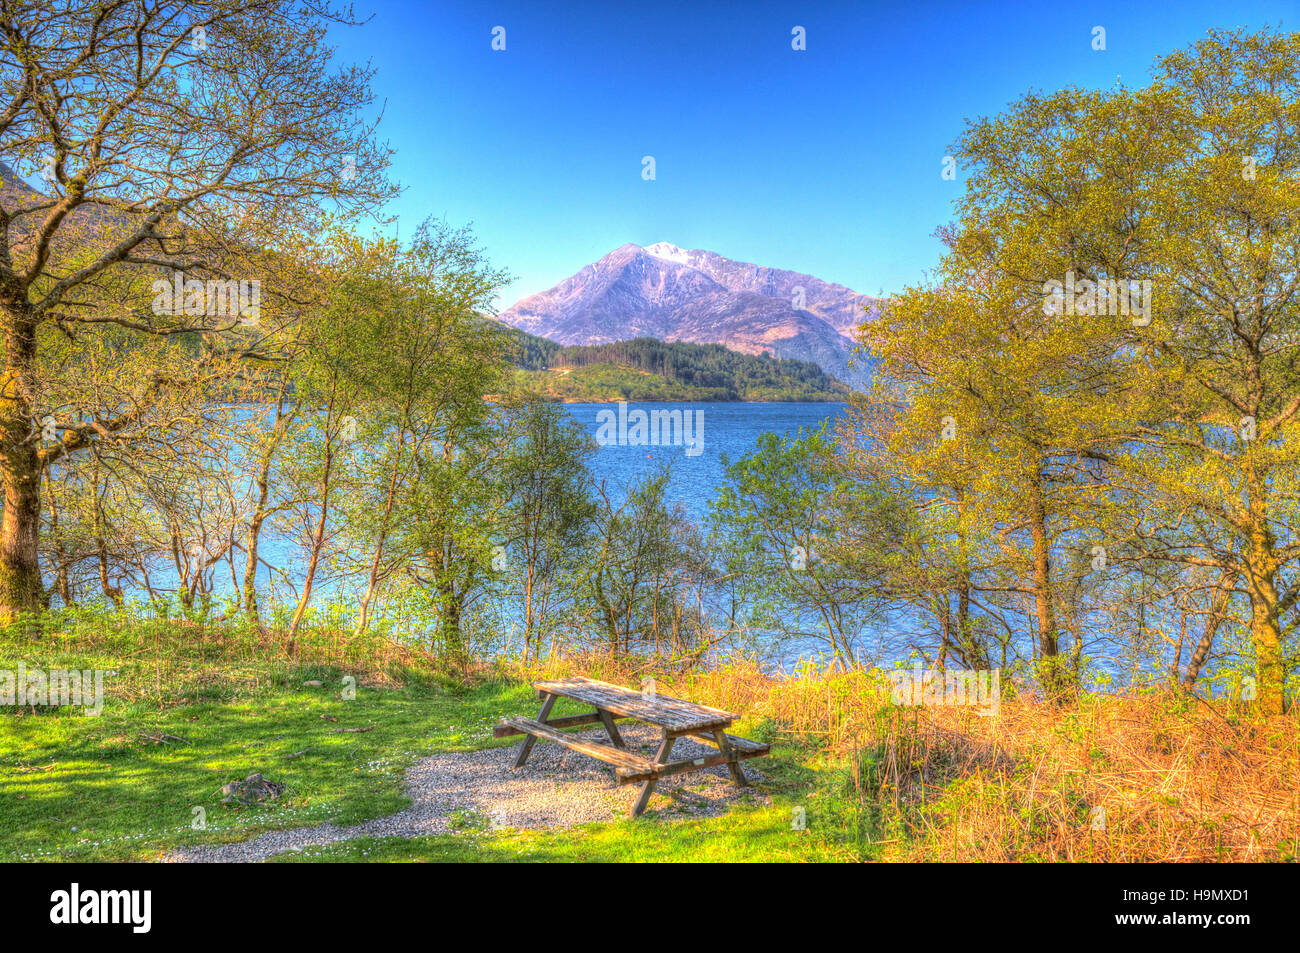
[221,772,286,806]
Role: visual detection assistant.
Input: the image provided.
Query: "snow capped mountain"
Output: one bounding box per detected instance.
[642,241,691,263]
[498,243,876,386]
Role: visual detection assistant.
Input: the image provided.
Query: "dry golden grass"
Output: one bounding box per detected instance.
[520,654,1300,862]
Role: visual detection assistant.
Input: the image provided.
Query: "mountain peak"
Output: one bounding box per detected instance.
[642,241,690,262]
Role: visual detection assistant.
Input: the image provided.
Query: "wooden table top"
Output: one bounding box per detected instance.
[533,676,737,732]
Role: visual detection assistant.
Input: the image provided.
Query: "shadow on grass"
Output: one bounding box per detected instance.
[0,678,535,861]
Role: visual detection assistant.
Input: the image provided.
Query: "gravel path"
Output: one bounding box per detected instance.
[162,725,768,863]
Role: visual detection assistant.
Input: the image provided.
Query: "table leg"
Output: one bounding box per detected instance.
[630,730,674,817]
[513,692,556,768]
[598,708,626,749]
[712,728,748,786]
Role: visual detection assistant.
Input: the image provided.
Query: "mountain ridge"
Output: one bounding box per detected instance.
[498,243,875,386]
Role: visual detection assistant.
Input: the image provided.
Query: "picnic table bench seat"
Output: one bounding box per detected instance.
[496,676,771,817]
[684,730,770,754]
[496,716,654,777]
[614,731,771,784]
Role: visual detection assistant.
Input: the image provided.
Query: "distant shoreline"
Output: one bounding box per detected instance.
[487,395,851,404]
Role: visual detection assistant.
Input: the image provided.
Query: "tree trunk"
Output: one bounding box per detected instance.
[1025,473,1061,693]
[1245,559,1284,714]
[523,559,536,661]
[0,441,45,619]
[1243,462,1285,714]
[90,470,122,607]
[243,494,269,620]
[1026,479,1058,655]
[433,557,467,665]
[243,391,289,621]
[44,468,73,607]
[356,427,407,635]
[289,487,330,644]
[95,538,122,608]
[593,569,620,651]
[1181,567,1238,690]
[288,446,334,644]
[0,299,44,620]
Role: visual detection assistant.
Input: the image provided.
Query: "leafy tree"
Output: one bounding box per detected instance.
[325,222,508,634]
[710,425,892,668]
[495,400,595,659]
[858,269,1128,694]
[580,466,710,658]
[941,27,1300,711]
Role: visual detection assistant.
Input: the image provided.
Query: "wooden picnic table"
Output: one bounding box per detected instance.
[493,676,770,817]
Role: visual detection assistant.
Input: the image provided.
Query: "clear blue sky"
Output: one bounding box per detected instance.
[329,0,1294,309]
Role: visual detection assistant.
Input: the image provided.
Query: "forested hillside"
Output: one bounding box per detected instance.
[498,326,853,401]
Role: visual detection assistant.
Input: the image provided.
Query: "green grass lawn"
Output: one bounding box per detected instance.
[1,644,869,863]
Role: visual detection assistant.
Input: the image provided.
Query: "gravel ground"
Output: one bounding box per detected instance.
[162,724,769,863]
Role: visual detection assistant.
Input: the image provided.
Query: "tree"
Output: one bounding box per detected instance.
[398,415,512,663]
[580,466,710,658]
[709,425,891,668]
[330,222,508,634]
[495,399,594,660]
[0,0,393,618]
[945,28,1300,712]
[856,268,1128,694]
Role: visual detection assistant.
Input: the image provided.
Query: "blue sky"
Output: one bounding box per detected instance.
[330,0,1294,309]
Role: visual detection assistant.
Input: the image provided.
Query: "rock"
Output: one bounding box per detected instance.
[221,772,286,806]
[303,680,324,687]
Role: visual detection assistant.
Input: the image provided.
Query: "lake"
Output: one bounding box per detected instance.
[566,401,847,521]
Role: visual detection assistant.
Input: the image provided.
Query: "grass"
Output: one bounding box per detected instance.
[526,654,1300,862]
[0,620,852,863]
[0,671,855,862]
[0,666,533,861]
[4,613,1297,863]
[269,802,849,862]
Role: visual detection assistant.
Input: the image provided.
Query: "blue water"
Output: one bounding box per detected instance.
[565,401,853,668]
[564,401,846,522]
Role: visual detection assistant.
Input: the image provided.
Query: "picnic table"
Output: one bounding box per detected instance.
[493,676,770,817]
